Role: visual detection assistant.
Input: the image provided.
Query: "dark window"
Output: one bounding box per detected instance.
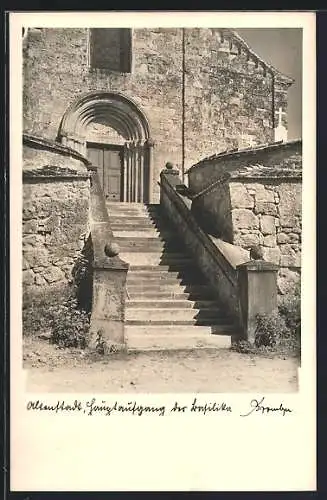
[89,28,132,72]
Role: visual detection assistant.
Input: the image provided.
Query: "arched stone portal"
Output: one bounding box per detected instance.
[57,91,154,203]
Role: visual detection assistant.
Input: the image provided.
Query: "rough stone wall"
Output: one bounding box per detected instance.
[22,138,91,300]
[229,179,301,295]
[192,176,301,297]
[184,28,284,168]
[23,142,88,172]
[187,141,302,297]
[188,140,302,193]
[23,28,291,201]
[86,122,125,145]
[192,180,233,242]
[160,173,240,321]
[23,178,90,296]
[23,28,184,202]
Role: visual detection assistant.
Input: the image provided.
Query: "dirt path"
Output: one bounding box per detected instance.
[24,337,299,393]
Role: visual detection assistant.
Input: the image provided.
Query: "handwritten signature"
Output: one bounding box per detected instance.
[240,396,292,417]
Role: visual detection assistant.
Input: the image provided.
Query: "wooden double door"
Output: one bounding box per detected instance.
[87,143,123,202]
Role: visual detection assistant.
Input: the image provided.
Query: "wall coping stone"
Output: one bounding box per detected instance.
[160,168,280,342]
[237,260,279,272]
[23,133,92,167]
[90,172,128,269]
[160,170,238,287]
[23,165,91,182]
[192,168,302,201]
[210,236,249,269]
[187,139,302,173]
[226,29,294,86]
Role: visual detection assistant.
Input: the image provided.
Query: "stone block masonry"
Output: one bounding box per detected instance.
[23,28,293,202]
[23,136,91,300]
[23,180,90,289]
[188,140,302,297]
[231,179,302,295]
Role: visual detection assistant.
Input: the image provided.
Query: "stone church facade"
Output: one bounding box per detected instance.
[23,27,293,203]
[22,27,301,349]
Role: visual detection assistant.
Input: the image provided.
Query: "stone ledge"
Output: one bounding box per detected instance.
[237,260,279,272]
[188,139,302,172]
[23,133,91,166]
[23,165,91,182]
[90,172,129,269]
[231,167,302,180]
[160,171,237,287]
[93,257,129,271]
[226,29,294,86]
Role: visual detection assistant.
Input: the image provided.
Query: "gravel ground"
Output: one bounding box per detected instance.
[23,337,299,393]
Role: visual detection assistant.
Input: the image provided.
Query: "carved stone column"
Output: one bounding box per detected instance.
[130,141,136,202]
[139,142,144,203]
[90,257,129,348]
[145,138,155,204]
[127,142,133,202]
[123,143,128,202]
[134,141,139,202]
[236,260,279,344]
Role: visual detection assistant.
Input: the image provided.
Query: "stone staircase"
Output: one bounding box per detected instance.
[106,202,236,351]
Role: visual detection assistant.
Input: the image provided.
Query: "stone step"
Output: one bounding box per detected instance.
[125,326,232,351]
[108,213,163,220]
[109,214,167,223]
[120,253,188,263]
[106,204,161,216]
[126,318,234,326]
[114,236,180,246]
[126,287,218,301]
[110,221,158,229]
[126,299,219,309]
[120,252,191,262]
[125,307,228,322]
[106,202,159,207]
[109,209,163,216]
[111,224,171,234]
[113,229,175,238]
[120,253,194,266]
[113,229,163,238]
[117,245,186,255]
[126,275,206,286]
[127,272,200,282]
[127,290,216,300]
[127,269,198,278]
[126,283,213,293]
[127,337,231,351]
[113,229,174,240]
[125,324,234,336]
[129,264,196,272]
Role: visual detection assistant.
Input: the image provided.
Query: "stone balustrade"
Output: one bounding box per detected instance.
[160,163,280,343]
[88,169,129,349]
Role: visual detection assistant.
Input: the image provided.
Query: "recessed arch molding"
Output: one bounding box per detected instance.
[57,91,154,202]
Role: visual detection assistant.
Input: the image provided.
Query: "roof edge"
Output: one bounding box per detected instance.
[225,29,295,86]
[187,139,302,173]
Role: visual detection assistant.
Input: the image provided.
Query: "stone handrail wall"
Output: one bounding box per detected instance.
[160,165,280,343]
[160,167,242,325]
[22,135,92,298]
[186,140,302,297]
[187,139,302,193]
[191,171,301,297]
[88,168,129,350]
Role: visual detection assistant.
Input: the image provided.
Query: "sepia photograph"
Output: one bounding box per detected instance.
[21,24,303,393]
[9,11,317,493]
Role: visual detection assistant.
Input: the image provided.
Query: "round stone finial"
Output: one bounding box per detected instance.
[165,162,174,170]
[250,245,264,260]
[104,242,120,257]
